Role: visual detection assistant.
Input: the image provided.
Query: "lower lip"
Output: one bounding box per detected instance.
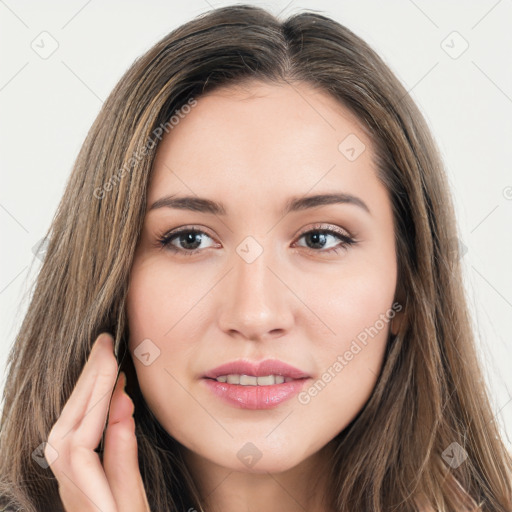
[203,378,310,410]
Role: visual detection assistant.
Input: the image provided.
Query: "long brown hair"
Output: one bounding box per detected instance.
[1,5,511,511]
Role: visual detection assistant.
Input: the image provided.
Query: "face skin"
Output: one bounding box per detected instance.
[126,80,402,512]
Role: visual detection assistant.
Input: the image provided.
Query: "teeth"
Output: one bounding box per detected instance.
[215,374,290,385]
[239,375,257,385]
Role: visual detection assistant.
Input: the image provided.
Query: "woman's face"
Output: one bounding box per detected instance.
[126,80,400,475]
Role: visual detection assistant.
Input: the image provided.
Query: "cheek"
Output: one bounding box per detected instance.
[126,259,204,345]
[125,261,207,383]
[125,264,198,436]
[297,250,397,415]
[303,252,397,348]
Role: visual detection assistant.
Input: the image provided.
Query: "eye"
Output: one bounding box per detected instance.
[157,226,217,256]
[293,223,357,255]
[156,223,357,256]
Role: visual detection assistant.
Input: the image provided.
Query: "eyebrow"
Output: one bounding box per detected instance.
[148,192,371,216]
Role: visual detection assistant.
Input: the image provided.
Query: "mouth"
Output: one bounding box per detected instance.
[203,358,310,380]
[202,359,311,410]
[205,374,298,385]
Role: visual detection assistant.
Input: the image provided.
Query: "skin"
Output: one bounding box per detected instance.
[46,334,150,511]
[47,80,403,511]
[127,81,402,510]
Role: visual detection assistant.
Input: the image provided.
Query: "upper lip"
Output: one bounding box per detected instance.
[203,359,310,380]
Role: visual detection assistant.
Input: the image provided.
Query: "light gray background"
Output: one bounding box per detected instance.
[1,0,511,449]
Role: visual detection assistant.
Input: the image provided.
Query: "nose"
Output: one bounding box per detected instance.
[216,241,295,342]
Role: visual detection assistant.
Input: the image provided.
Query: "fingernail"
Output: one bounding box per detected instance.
[95,333,111,350]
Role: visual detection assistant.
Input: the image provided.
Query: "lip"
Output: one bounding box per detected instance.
[203,378,310,410]
[202,359,311,410]
[203,359,310,380]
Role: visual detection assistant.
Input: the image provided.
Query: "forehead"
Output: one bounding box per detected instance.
[148,80,380,211]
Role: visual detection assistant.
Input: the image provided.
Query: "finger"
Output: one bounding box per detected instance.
[104,372,151,511]
[47,333,119,512]
[51,333,116,440]
[55,448,118,512]
[71,334,119,449]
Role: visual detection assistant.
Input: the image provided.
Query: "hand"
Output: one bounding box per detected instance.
[45,333,150,511]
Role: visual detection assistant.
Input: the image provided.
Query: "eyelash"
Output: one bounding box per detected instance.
[156,223,357,257]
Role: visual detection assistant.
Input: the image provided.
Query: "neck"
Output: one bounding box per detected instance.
[181,440,337,512]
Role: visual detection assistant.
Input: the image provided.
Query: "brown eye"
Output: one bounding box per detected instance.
[158,228,216,255]
[294,224,356,255]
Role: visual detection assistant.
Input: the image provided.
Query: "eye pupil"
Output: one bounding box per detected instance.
[307,232,328,249]
[179,232,202,250]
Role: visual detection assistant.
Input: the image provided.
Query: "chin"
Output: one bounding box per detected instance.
[232,458,300,474]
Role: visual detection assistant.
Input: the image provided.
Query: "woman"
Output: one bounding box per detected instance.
[0,4,510,511]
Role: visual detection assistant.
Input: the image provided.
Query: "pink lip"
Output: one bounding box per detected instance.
[203,378,309,410]
[202,359,311,410]
[203,359,310,379]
